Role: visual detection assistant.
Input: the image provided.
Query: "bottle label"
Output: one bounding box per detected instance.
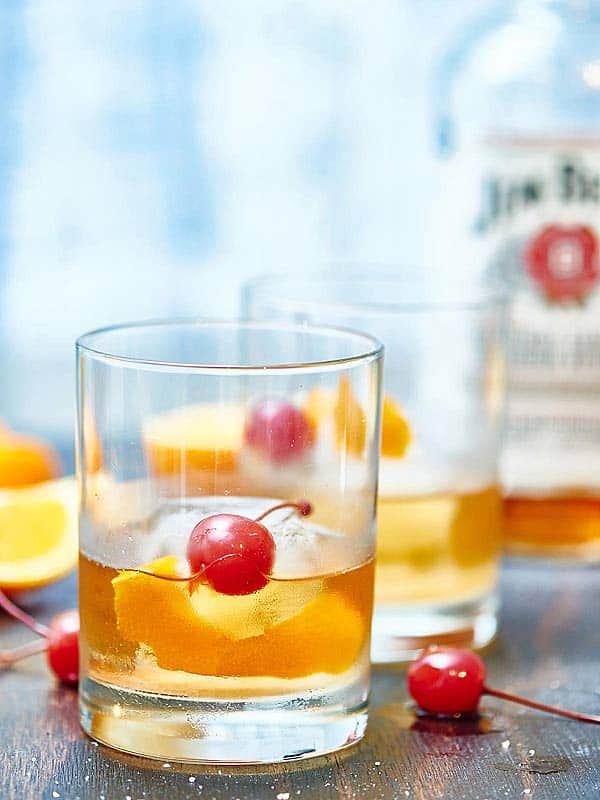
[433,138,600,492]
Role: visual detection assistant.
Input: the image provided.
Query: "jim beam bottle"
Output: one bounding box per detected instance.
[433,1,600,560]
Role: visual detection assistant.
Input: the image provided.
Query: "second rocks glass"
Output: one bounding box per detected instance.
[245,273,506,662]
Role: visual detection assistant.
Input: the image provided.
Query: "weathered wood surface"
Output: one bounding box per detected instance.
[1,562,599,800]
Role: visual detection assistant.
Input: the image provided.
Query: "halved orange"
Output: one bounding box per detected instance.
[0,477,78,591]
[381,395,412,458]
[0,430,60,488]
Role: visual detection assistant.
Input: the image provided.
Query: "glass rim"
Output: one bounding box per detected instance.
[76,318,383,372]
[244,268,508,315]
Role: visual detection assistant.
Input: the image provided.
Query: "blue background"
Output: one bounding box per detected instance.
[0,0,493,445]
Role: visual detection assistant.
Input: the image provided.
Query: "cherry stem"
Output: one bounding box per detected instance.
[0,590,50,638]
[483,685,600,725]
[254,500,312,523]
[127,552,253,584]
[0,637,48,666]
[124,500,312,584]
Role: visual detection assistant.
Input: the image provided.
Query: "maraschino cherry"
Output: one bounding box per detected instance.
[137,499,312,597]
[46,610,80,685]
[0,590,79,685]
[408,646,600,724]
[187,513,275,595]
[186,499,312,595]
[245,399,314,463]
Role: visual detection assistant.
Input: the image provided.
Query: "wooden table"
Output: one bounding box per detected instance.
[2,561,599,800]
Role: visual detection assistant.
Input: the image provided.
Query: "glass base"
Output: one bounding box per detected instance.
[79,677,367,764]
[503,494,600,563]
[370,592,499,664]
[506,540,600,563]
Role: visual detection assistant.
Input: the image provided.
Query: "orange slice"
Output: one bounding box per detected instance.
[144,403,245,476]
[113,556,365,678]
[0,430,60,488]
[334,377,366,457]
[381,395,412,458]
[0,477,77,590]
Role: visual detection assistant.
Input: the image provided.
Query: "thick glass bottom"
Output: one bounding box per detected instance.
[79,676,368,764]
[506,539,600,562]
[370,592,498,664]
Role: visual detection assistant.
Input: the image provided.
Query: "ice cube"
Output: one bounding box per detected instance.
[189,576,323,640]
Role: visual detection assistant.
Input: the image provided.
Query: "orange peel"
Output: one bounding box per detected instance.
[381,395,412,458]
[304,387,337,433]
[113,556,366,678]
[82,410,102,474]
[334,377,367,457]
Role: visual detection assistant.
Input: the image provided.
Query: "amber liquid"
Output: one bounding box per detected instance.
[80,553,374,698]
[375,485,501,605]
[503,494,600,560]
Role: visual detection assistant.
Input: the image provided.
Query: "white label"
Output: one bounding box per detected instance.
[432,138,600,492]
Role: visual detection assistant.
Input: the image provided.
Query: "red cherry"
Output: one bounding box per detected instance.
[407,646,485,716]
[46,609,80,686]
[408,646,600,725]
[0,596,79,685]
[245,399,313,463]
[187,513,275,596]
[132,500,310,596]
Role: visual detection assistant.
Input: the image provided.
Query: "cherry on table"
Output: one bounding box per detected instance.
[407,646,485,715]
[245,399,314,463]
[46,609,79,686]
[407,645,600,725]
[0,590,79,685]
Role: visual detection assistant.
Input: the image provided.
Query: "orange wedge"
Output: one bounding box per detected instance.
[0,477,78,591]
[334,377,367,457]
[113,556,365,678]
[381,395,412,458]
[144,403,245,474]
[0,429,60,488]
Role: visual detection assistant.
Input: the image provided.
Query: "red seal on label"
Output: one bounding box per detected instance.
[525,224,600,303]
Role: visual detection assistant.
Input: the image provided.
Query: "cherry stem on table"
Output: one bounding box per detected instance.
[0,590,49,638]
[484,685,600,725]
[0,637,48,666]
